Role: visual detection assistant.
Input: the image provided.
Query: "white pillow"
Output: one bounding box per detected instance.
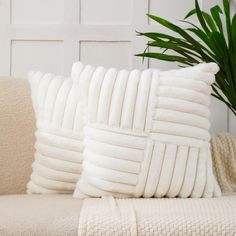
[27,72,84,194]
[72,62,221,198]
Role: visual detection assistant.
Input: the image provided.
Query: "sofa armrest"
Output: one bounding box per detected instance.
[0,78,35,194]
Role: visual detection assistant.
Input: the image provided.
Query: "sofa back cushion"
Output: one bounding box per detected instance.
[0,78,35,194]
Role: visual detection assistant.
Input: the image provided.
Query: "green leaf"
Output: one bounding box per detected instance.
[147,14,213,57]
[147,40,200,62]
[137,31,201,53]
[136,52,190,63]
[223,0,232,47]
[182,19,225,62]
[210,31,236,94]
[209,32,227,54]
[202,12,217,31]
[231,13,236,51]
[186,27,220,61]
[137,32,181,42]
[231,15,236,92]
[210,5,223,33]
[184,9,196,19]
[184,8,217,32]
[194,0,210,33]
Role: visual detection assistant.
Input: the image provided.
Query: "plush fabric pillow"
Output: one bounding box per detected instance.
[27,72,84,194]
[72,62,221,198]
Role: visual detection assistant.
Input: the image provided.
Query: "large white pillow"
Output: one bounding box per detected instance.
[72,62,221,198]
[27,72,84,194]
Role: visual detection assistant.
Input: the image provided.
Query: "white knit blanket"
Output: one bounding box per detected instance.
[78,194,236,236]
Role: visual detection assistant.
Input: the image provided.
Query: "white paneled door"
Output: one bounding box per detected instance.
[0,0,235,134]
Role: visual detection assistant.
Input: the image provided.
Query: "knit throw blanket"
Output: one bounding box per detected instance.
[211,132,236,193]
[78,133,236,236]
[78,195,236,236]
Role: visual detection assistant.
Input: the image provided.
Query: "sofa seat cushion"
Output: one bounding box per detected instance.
[0,195,82,236]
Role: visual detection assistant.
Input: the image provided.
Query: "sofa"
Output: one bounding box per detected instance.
[0,78,236,236]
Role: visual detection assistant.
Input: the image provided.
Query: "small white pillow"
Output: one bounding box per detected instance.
[72,62,221,198]
[27,72,84,194]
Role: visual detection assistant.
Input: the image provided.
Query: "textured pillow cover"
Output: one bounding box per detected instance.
[27,72,84,194]
[72,62,221,198]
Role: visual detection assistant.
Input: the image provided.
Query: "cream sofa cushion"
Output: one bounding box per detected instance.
[72,62,221,198]
[0,78,35,194]
[27,72,83,194]
[0,195,82,236]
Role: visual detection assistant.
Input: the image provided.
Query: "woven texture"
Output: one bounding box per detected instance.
[78,195,236,236]
[72,62,221,198]
[211,133,236,193]
[27,72,83,194]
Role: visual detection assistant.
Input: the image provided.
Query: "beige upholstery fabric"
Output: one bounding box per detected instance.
[78,194,236,236]
[0,195,82,236]
[0,78,35,194]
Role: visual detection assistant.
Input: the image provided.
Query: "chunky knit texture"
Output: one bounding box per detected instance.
[27,72,83,194]
[72,62,221,198]
[211,133,236,193]
[78,194,236,236]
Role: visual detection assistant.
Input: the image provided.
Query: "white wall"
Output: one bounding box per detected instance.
[0,0,235,134]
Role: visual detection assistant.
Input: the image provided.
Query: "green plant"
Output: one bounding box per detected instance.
[136,0,236,116]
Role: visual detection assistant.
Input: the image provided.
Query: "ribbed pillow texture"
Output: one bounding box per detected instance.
[72,62,221,198]
[27,62,221,198]
[27,72,84,194]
